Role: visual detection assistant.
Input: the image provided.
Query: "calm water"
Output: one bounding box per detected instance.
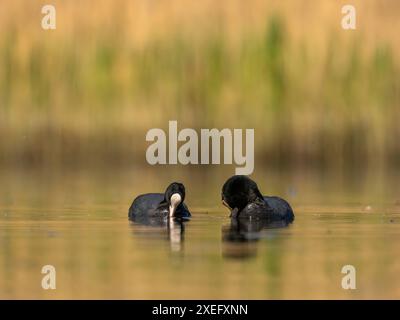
[0,166,400,299]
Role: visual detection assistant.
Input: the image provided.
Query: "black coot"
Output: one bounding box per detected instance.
[221,175,294,222]
[129,182,191,221]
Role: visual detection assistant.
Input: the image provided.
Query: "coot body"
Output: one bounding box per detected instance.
[222,175,294,222]
[129,182,191,221]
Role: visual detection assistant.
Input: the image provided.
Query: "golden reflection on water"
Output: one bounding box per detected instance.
[0,167,400,299]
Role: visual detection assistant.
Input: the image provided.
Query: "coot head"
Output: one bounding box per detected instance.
[222,175,263,212]
[164,182,186,217]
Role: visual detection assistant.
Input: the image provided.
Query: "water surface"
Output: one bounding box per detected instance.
[1,167,399,299]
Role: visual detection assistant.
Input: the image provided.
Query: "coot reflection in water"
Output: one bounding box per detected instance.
[221,218,291,259]
[129,216,187,252]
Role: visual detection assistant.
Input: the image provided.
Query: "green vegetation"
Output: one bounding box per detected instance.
[0,3,399,169]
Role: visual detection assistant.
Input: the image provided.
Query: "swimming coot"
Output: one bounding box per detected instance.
[222,175,294,222]
[129,182,191,220]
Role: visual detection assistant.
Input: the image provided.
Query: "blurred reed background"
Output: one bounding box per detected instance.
[0,0,399,170]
